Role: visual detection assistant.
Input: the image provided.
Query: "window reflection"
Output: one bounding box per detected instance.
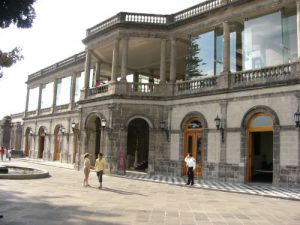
[74,72,84,102]
[56,76,71,106]
[251,115,272,127]
[187,120,202,129]
[28,87,39,111]
[41,82,53,109]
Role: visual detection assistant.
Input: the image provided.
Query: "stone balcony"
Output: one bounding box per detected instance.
[83,62,300,102]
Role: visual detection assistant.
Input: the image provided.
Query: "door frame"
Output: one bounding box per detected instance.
[246,112,273,183]
[183,116,204,178]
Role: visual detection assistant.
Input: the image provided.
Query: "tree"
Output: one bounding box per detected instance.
[0,0,36,78]
[185,35,206,80]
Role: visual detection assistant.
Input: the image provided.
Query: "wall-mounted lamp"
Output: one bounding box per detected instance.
[160,121,169,142]
[294,107,300,128]
[71,122,79,132]
[59,127,66,134]
[101,118,112,139]
[214,115,225,143]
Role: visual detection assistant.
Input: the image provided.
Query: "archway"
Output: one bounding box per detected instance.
[246,112,274,183]
[38,127,46,159]
[24,128,32,157]
[85,115,102,165]
[183,116,204,178]
[126,118,149,171]
[53,126,63,161]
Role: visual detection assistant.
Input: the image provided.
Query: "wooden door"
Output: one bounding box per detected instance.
[184,130,203,178]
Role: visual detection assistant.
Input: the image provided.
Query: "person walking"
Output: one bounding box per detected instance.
[0,147,4,161]
[186,153,196,186]
[95,153,106,189]
[83,153,91,187]
[7,149,12,161]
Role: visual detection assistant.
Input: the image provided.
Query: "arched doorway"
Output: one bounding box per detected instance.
[24,128,32,157]
[86,116,102,165]
[246,112,273,183]
[183,116,204,178]
[53,126,63,161]
[38,127,46,159]
[126,118,149,171]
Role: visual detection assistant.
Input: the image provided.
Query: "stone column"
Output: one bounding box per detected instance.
[111,38,120,82]
[160,39,167,84]
[223,21,230,73]
[170,38,177,83]
[52,79,58,113]
[297,1,300,59]
[121,37,129,82]
[84,49,91,98]
[94,61,101,84]
[37,84,43,115]
[70,73,76,109]
[24,87,30,116]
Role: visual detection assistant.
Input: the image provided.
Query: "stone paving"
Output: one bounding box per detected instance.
[1,160,300,225]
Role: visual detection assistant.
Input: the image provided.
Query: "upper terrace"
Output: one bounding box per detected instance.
[25,0,300,117]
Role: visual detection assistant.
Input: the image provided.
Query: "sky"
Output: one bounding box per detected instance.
[0,0,201,119]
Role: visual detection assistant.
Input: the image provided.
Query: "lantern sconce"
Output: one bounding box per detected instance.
[214,115,225,143]
[294,107,300,128]
[101,118,112,139]
[160,121,169,142]
[59,127,66,135]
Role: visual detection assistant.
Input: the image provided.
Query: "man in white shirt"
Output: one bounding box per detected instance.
[186,153,196,186]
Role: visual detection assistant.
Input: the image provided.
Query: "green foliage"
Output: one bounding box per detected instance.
[185,36,206,80]
[0,0,36,28]
[0,0,36,77]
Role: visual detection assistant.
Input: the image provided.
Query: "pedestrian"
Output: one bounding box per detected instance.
[0,147,4,161]
[7,149,12,161]
[185,153,196,186]
[83,153,91,187]
[95,153,106,189]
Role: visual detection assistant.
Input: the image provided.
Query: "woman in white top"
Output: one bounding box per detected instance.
[83,153,91,187]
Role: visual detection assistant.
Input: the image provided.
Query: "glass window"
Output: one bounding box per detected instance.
[187,120,202,129]
[195,31,215,76]
[41,82,53,109]
[251,115,272,127]
[28,87,39,111]
[56,76,71,106]
[74,72,84,102]
[243,12,283,70]
[282,7,297,63]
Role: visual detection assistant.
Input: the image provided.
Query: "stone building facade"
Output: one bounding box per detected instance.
[23,0,300,186]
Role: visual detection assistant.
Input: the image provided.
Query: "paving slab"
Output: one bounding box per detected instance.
[0,160,300,225]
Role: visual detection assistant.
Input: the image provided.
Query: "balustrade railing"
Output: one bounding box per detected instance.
[88,84,109,96]
[55,104,69,110]
[173,0,223,22]
[26,110,37,116]
[177,76,218,92]
[232,64,292,85]
[86,0,237,37]
[127,82,157,93]
[28,51,85,81]
[40,107,52,113]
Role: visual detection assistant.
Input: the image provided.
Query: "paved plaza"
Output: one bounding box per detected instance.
[1,161,300,225]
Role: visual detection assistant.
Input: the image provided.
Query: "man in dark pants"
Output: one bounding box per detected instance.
[186,153,196,186]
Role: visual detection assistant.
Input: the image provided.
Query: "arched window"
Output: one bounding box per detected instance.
[248,113,273,132]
